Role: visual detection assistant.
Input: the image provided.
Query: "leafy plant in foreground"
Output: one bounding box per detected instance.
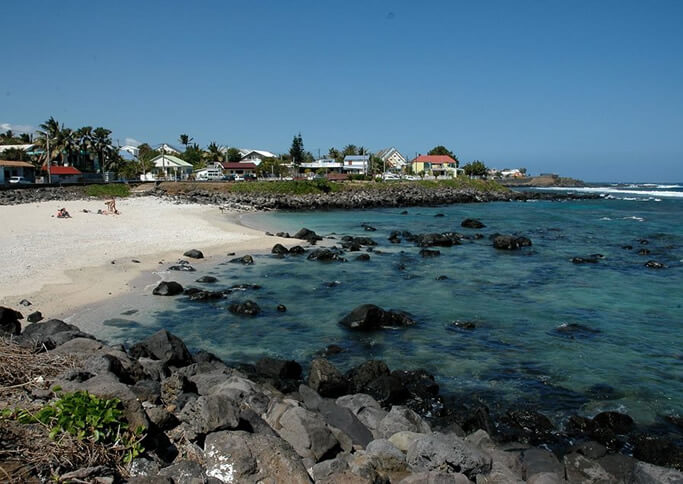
[13,390,144,464]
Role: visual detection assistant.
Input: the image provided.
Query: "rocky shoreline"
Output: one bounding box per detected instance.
[0,183,599,211]
[1,305,681,483]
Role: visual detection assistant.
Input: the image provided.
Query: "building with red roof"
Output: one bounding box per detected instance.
[410,155,459,177]
[221,162,257,175]
[43,165,82,183]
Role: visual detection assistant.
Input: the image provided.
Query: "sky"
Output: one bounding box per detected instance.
[2,1,682,182]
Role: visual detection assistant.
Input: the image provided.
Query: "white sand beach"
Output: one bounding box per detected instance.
[0,196,289,319]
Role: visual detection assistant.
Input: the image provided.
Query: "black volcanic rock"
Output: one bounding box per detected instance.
[183,249,204,259]
[461,218,486,229]
[153,281,184,296]
[339,304,415,330]
[492,234,532,250]
[228,300,261,316]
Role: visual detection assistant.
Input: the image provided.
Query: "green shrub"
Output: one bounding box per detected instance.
[84,184,131,198]
[228,180,340,195]
[12,390,144,464]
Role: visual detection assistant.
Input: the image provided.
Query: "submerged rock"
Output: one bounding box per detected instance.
[645,260,665,269]
[339,304,416,330]
[461,218,486,229]
[195,275,218,283]
[168,264,196,272]
[571,256,599,264]
[293,227,323,244]
[271,243,289,255]
[230,255,254,265]
[307,248,346,262]
[552,322,601,339]
[419,249,441,258]
[492,234,532,250]
[228,300,261,316]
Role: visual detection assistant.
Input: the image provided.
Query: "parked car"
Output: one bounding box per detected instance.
[234,175,244,182]
[222,174,236,181]
[244,173,257,181]
[382,173,401,180]
[9,176,31,184]
[403,175,420,181]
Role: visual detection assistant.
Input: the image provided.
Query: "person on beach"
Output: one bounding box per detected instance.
[56,208,71,218]
[105,198,119,214]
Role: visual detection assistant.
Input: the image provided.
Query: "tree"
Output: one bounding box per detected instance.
[227,147,242,163]
[328,147,340,161]
[203,142,224,163]
[341,144,358,157]
[463,160,487,177]
[303,151,315,164]
[428,145,459,167]
[290,133,304,165]
[179,134,193,150]
[519,167,528,175]
[256,157,287,178]
[180,143,204,168]
[1,147,30,161]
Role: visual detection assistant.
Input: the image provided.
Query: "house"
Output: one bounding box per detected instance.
[195,162,224,181]
[43,165,82,183]
[144,154,193,180]
[375,147,407,171]
[343,155,370,174]
[118,145,140,161]
[0,160,35,184]
[154,143,182,155]
[411,155,458,178]
[0,144,36,155]
[299,158,343,174]
[239,149,277,166]
[221,162,257,176]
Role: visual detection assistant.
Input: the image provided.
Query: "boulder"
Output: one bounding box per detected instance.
[228,300,261,316]
[420,249,441,257]
[152,281,184,296]
[414,232,461,248]
[592,411,634,434]
[293,227,323,244]
[644,260,665,269]
[355,254,371,261]
[378,406,431,438]
[632,433,683,469]
[255,357,302,380]
[157,460,208,482]
[308,358,348,398]
[269,403,340,462]
[406,432,492,478]
[366,438,407,471]
[630,461,683,484]
[521,448,563,482]
[204,430,311,483]
[19,319,93,349]
[26,311,43,323]
[346,360,391,393]
[277,304,287,312]
[272,243,289,255]
[339,304,416,331]
[196,275,218,283]
[318,399,374,447]
[128,329,192,367]
[178,393,240,435]
[500,409,555,444]
[289,245,306,255]
[167,264,196,272]
[0,306,22,335]
[492,234,532,250]
[230,254,254,265]
[307,248,346,262]
[572,256,599,264]
[461,218,485,229]
[563,452,615,483]
[183,249,204,259]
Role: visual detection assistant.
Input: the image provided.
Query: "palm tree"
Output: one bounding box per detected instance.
[179,134,193,150]
[35,117,64,169]
[92,127,117,172]
[75,126,94,171]
[203,141,224,163]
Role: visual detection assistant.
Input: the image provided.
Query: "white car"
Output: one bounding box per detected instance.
[234,175,244,182]
[9,176,31,184]
[403,175,419,181]
[382,173,401,180]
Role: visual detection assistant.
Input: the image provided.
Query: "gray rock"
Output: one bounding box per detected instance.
[145,406,178,430]
[318,399,373,447]
[522,448,564,482]
[158,460,208,483]
[196,275,218,283]
[563,452,615,483]
[406,432,492,479]
[378,406,431,439]
[210,376,270,415]
[366,438,407,471]
[596,453,636,482]
[26,311,43,323]
[204,430,311,483]
[308,358,348,398]
[492,234,532,250]
[179,393,240,435]
[161,373,196,406]
[299,384,323,410]
[270,403,340,462]
[52,337,105,355]
[229,254,254,265]
[336,393,388,437]
[572,440,607,459]
[401,471,471,483]
[138,357,170,381]
[310,455,350,482]
[630,461,683,483]
[131,379,161,404]
[183,249,204,259]
[129,329,192,367]
[390,431,424,452]
[339,304,416,330]
[152,281,184,295]
[19,318,91,348]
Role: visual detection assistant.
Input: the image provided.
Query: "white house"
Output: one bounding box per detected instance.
[118,145,139,161]
[239,149,277,166]
[142,154,193,180]
[343,155,370,174]
[154,143,182,154]
[375,147,407,171]
[299,158,343,173]
[195,162,224,181]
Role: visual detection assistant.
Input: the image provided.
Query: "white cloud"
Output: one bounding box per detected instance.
[124,137,142,147]
[0,122,35,134]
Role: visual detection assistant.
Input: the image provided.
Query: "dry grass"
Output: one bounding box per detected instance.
[0,338,129,481]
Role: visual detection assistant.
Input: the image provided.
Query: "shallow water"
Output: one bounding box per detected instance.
[69,191,683,426]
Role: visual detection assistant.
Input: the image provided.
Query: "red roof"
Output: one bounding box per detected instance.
[412,155,457,165]
[222,162,256,170]
[43,166,82,175]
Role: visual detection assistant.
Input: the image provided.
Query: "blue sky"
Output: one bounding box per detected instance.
[2,1,682,182]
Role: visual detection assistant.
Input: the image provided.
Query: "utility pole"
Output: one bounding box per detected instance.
[47,135,51,184]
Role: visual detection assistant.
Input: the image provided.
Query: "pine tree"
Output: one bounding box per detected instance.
[290,133,304,165]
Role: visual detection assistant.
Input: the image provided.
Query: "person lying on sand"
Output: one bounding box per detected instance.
[56,208,71,218]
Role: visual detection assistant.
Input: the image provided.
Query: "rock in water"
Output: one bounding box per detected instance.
[271,244,289,255]
[419,249,441,258]
[339,304,416,330]
[152,281,184,296]
[183,249,204,259]
[0,306,23,335]
[307,248,345,262]
[129,329,192,366]
[644,260,665,269]
[571,256,599,264]
[492,234,532,250]
[229,300,261,316]
[293,227,323,244]
[461,218,486,229]
[230,255,254,265]
[168,265,196,272]
[196,275,218,283]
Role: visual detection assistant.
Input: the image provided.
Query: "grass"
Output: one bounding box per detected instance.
[83,184,131,198]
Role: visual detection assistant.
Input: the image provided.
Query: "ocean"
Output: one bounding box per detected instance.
[70,183,683,427]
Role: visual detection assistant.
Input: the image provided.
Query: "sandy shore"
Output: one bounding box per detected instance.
[0,196,290,319]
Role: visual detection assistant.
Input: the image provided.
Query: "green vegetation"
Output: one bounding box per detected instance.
[463,160,488,177]
[414,177,507,192]
[7,390,144,465]
[427,145,460,166]
[289,133,305,165]
[228,179,340,194]
[84,183,131,198]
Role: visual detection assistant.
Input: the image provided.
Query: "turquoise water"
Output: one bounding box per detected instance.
[80,187,683,425]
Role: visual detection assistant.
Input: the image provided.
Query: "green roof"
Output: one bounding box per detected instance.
[151,154,193,167]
